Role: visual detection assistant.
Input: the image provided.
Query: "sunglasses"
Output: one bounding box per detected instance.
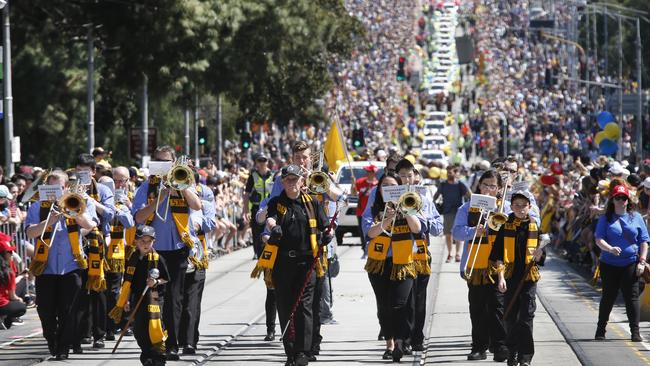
[614,196,628,202]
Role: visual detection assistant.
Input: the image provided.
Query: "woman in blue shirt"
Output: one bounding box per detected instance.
[594,184,649,342]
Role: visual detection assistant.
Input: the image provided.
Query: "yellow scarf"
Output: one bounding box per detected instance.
[29,201,87,276]
[107,205,127,273]
[86,228,107,292]
[499,216,540,282]
[413,235,431,275]
[145,176,194,248]
[108,251,139,324]
[466,207,497,285]
[365,217,416,281]
[304,194,327,278]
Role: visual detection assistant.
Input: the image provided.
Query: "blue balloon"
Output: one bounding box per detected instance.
[597,111,615,129]
[599,138,618,155]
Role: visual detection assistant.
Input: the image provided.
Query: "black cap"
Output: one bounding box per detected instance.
[281,165,302,178]
[136,225,156,239]
[253,152,268,162]
[395,158,415,172]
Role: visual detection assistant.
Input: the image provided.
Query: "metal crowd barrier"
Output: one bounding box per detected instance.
[0,222,33,273]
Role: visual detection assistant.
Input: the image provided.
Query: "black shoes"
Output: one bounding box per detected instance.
[166,348,180,361]
[307,353,317,362]
[493,347,509,362]
[295,352,309,366]
[72,344,83,354]
[264,330,276,341]
[519,362,531,366]
[55,352,69,361]
[467,350,487,361]
[183,345,196,354]
[80,337,92,345]
[632,330,643,342]
[411,344,424,352]
[378,332,385,341]
[105,332,115,341]
[382,349,393,360]
[392,340,404,362]
[47,340,57,356]
[403,344,412,355]
[93,339,105,349]
[507,356,518,366]
[595,327,606,340]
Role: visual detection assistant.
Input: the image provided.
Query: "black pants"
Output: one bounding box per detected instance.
[311,275,324,353]
[367,260,413,342]
[467,283,506,352]
[504,280,536,362]
[251,211,264,257]
[76,271,107,342]
[105,271,123,335]
[266,288,277,333]
[35,270,83,355]
[598,262,640,332]
[134,297,166,365]
[0,300,27,328]
[179,269,206,348]
[158,248,189,352]
[273,255,316,359]
[410,274,429,346]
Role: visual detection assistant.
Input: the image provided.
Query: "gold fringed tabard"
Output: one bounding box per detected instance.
[251,243,278,288]
[365,234,390,274]
[86,228,107,292]
[502,219,540,282]
[390,221,416,281]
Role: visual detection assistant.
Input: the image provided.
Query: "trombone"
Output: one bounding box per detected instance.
[155,156,194,222]
[464,207,492,279]
[380,191,423,237]
[39,180,87,246]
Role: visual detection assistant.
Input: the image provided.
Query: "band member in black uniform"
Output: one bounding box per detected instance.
[254,164,330,366]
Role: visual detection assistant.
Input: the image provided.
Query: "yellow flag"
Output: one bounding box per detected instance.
[323,121,346,169]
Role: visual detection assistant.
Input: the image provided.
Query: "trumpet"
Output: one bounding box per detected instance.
[464,208,492,280]
[156,156,194,222]
[380,191,423,236]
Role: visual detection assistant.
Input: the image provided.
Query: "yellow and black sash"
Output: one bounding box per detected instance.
[499,216,540,282]
[145,176,194,248]
[190,185,210,270]
[86,228,107,292]
[413,234,431,275]
[250,200,288,288]
[304,193,327,278]
[365,217,416,281]
[107,204,130,273]
[466,207,497,285]
[29,201,87,276]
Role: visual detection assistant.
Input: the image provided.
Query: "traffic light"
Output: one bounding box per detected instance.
[241,131,252,150]
[352,128,365,148]
[198,126,207,146]
[397,56,406,81]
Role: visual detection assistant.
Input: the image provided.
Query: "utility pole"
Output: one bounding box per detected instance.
[636,17,643,164]
[586,7,591,100]
[142,73,149,166]
[604,6,608,77]
[87,24,95,153]
[184,108,190,156]
[216,93,223,170]
[2,1,13,176]
[194,93,199,163]
[617,15,623,160]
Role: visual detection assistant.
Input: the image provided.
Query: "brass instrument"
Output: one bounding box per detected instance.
[39,180,87,246]
[488,172,510,231]
[156,156,194,221]
[464,208,492,280]
[380,190,423,237]
[307,171,330,194]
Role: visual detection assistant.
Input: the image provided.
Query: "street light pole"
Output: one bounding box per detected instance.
[87,24,95,153]
[184,108,190,156]
[142,73,149,166]
[2,1,14,176]
[636,17,643,164]
[216,93,223,170]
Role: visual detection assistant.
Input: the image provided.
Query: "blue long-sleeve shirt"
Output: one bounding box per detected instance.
[113,204,135,229]
[26,199,98,275]
[132,180,199,252]
[94,183,115,235]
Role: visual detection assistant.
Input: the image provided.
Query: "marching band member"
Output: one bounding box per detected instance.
[490,190,545,366]
[453,169,508,361]
[179,170,217,355]
[366,171,427,362]
[25,170,99,360]
[132,146,202,360]
[74,154,116,350]
[103,172,136,342]
[253,164,330,366]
